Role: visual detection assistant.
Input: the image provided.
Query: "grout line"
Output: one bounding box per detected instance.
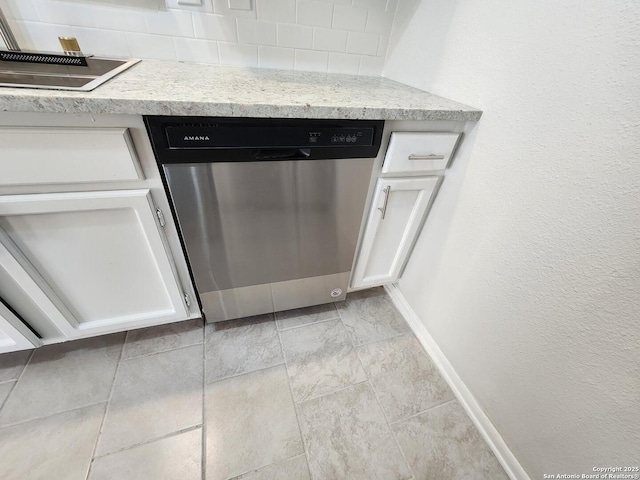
[13,348,35,383]
[92,424,204,460]
[294,378,368,406]
[120,337,205,363]
[85,336,126,480]
[0,349,33,415]
[276,327,313,479]
[388,398,458,426]
[0,380,17,411]
[228,453,309,480]
[0,399,110,430]
[276,315,340,332]
[365,379,414,480]
[204,359,286,385]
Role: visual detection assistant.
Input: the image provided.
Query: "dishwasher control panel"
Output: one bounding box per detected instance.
[165,126,374,149]
[145,116,385,163]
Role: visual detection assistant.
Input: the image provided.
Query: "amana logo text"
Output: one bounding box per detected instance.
[184,135,210,141]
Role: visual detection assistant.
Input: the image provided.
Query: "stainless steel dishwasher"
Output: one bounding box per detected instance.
[145,117,384,322]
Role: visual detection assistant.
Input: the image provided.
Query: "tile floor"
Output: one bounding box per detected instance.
[0,287,508,480]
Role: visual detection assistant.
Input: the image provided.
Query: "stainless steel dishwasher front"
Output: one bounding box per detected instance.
[145,117,384,322]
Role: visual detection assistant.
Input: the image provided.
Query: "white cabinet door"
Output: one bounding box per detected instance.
[0,189,188,338]
[351,177,441,289]
[0,299,40,353]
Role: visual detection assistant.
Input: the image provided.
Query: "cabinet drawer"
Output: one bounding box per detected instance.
[382,132,461,174]
[0,127,143,186]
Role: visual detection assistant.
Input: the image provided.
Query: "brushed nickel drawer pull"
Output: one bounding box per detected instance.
[377,185,391,219]
[408,154,445,161]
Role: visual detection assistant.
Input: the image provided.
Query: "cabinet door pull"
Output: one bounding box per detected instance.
[377,185,391,219]
[408,154,445,161]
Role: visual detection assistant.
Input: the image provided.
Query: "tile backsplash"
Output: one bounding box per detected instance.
[1,0,398,76]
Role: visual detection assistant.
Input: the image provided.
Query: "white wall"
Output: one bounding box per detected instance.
[385,0,640,477]
[0,0,396,75]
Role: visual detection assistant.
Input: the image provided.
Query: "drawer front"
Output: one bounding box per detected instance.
[0,127,143,186]
[382,132,461,174]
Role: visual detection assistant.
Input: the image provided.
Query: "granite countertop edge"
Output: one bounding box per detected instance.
[0,60,483,122]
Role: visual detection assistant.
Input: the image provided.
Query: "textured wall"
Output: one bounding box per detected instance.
[385,0,640,477]
[1,0,396,75]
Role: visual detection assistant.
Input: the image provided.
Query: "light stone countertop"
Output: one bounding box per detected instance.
[0,60,482,121]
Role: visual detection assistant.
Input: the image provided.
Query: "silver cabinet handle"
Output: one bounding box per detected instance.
[377,185,391,219]
[408,154,445,161]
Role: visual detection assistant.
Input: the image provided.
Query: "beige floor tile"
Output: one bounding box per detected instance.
[297,382,412,480]
[122,318,204,359]
[0,381,14,408]
[0,403,105,480]
[275,303,339,331]
[280,319,366,402]
[97,344,203,455]
[90,428,202,480]
[0,349,32,383]
[392,401,509,480]
[336,287,409,346]
[205,365,304,480]
[235,454,310,480]
[205,314,283,383]
[0,334,124,426]
[357,334,454,422]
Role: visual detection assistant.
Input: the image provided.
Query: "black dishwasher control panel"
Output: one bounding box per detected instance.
[166,126,375,148]
[145,116,385,163]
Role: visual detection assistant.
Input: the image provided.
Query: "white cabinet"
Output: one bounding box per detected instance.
[0,300,40,353]
[351,176,441,289]
[0,189,188,339]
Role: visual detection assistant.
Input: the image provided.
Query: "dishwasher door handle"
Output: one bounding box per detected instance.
[253,148,311,160]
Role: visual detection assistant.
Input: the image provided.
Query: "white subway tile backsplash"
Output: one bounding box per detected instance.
[72,26,130,58]
[332,5,368,32]
[33,0,96,28]
[327,52,360,75]
[174,37,220,64]
[377,33,390,56]
[294,49,328,72]
[14,20,74,51]
[6,0,396,75]
[346,31,379,56]
[258,45,294,70]
[365,8,393,35]
[93,6,148,33]
[358,54,384,76]
[313,27,347,53]
[3,0,40,22]
[146,9,194,37]
[385,0,398,14]
[297,1,333,28]
[354,0,387,10]
[218,42,258,66]
[126,32,178,61]
[212,0,255,18]
[166,0,214,13]
[228,0,251,9]
[313,0,350,4]
[277,23,312,49]
[256,0,295,24]
[193,12,238,41]
[237,18,277,46]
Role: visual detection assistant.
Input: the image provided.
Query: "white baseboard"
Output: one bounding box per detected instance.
[384,284,531,480]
